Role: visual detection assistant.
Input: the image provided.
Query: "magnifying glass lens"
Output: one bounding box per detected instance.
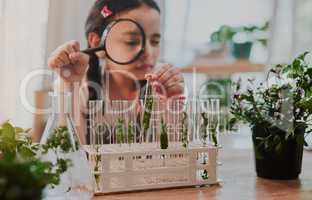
[105,20,144,64]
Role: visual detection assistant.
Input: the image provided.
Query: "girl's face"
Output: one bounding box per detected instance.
[95,5,161,80]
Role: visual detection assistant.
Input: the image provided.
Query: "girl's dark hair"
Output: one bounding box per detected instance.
[85,0,160,100]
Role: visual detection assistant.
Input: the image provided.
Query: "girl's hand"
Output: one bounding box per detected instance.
[48,40,89,83]
[146,64,185,99]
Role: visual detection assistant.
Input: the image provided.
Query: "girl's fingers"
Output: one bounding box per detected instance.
[69,52,89,66]
[165,79,184,90]
[64,45,76,65]
[145,74,157,81]
[149,64,185,99]
[152,81,167,96]
[163,73,184,88]
[166,84,184,97]
[155,64,171,79]
[70,40,80,52]
[58,51,71,66]
[55,57,65,68]
[158,68,180,85]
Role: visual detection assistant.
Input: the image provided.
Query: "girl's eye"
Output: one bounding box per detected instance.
[124,40,141,47]
[151,40,160,46]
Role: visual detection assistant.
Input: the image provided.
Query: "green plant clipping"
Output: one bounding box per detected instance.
[94,145,101,191]
[201,169,209,180]
[209,120,219,147]
[160,118,168,150]
[200,113,209,144]
[116,118,125,145]
[43,126,78,153]
[142,82,153,141]
[127,121,135,144]
[181,112,189,148]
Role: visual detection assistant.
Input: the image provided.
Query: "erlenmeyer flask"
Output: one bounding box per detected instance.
[40,92,94,200]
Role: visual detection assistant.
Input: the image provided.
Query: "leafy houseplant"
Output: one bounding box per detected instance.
[210,22,269,59]
[0,121,71,200]
[230,52,312,179]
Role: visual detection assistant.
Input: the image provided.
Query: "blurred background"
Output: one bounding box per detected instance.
[0,0,312,131]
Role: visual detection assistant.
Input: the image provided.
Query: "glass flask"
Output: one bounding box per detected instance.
[40,92,94,200]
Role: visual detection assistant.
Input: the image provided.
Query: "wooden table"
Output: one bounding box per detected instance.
[93,127,312,200]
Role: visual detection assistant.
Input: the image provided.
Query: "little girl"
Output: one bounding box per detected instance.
[48,0,185,144]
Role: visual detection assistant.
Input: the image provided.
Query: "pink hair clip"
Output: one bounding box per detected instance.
[101,5,113,18]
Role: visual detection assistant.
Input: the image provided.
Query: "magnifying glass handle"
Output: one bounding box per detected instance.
[81,46,105,54]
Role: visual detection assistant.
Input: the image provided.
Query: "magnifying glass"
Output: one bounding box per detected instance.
[82,18,146,65]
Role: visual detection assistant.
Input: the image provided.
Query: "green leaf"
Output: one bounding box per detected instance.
[275,142,282,154]
[2,122,15,140]
[296,134,305,146]
[116,118,125,144]
[228,118,238,130]
[255,147,264,159]
[255,137,265,141]
[127,121,135,144]
[212,133,218,147]
[282,64,291,74]
[14,127,30,134]
[257,39,267,47]
[160,118,168,150]
[19,146,36,159]
[297,51,309,61]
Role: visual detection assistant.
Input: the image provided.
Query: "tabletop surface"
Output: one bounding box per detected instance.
[93,126,312,200]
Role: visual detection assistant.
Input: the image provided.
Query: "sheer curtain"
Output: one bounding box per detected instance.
[43,0,94,89]
[0,0,95,127]
[0,0,50,127]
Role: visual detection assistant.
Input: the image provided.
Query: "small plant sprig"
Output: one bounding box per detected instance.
[200,154,209,180]
[209,119,219,147]
[127,121,135,145]
[94,145,101,191]
[142,81,154,142]
[42,126,78,153]
[201,170,209,180]
[41,126,75,186]
[160,118,169,150]
[181,112,189,148]
[116,118,125,145]
[200,113,209,146]
[0,121,35,160]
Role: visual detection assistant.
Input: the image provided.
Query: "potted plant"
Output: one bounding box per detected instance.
[0,121,71,199]
[210,22,269,59]
[230,52,312,180]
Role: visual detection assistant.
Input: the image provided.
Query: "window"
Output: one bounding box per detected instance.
[163,0,273,65]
